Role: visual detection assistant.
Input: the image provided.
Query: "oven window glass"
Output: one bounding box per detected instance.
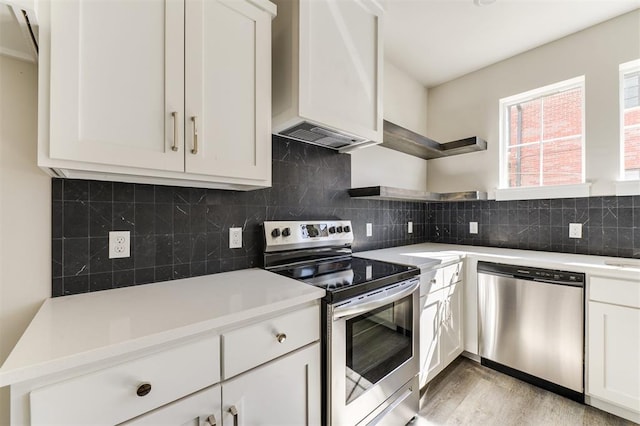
[345,294,413,404]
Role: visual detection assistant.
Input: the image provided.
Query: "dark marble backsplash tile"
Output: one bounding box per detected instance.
[52,136,427,296]
[425,196,640,259]
[52,135,640,297]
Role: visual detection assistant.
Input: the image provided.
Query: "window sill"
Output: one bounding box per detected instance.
[615,180,640,196]
[495,183,591,201]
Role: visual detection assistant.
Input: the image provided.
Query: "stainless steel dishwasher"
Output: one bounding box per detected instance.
[477,261,585,402]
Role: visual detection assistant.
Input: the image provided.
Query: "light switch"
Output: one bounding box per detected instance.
[366,223,373,237]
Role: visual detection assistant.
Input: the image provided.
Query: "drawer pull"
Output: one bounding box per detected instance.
[276,333,287,343]
[206,414,217,426]
[136,382,152,397]
[229,405,239,426]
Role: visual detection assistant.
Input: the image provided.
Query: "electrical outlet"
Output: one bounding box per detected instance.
[469,222,478,234]
[229,227,243,248]
[408,221,413,234]
[569,223,582,239]
[109,231,130,259]
[366,223,373,237]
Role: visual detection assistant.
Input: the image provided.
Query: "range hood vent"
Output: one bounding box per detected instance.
[382,120,487,160]
[278,121,376,152]
[349,186,488,203]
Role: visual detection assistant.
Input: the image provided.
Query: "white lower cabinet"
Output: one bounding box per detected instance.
[439,281,463,367]
[222,344,321,426]
[587,275,640,422]
[29,335,221,425]
[420,290,441,387]
[122,385,221,426]
[19,304,321,425]
[419,263,464,388]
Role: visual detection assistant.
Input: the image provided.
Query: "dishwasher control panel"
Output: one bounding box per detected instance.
[477,261,585,286]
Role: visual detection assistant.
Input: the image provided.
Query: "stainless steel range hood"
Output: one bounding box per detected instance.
[382,120,487,160]
[278,121,380,153]
[348,186,488,202]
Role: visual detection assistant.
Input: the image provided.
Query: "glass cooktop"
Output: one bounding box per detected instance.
[273,257,419,303]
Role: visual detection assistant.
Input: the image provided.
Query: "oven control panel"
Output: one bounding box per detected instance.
[264,220,353,252]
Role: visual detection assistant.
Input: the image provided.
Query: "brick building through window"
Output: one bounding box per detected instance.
[622,65,640,180]
[501,77,585,189]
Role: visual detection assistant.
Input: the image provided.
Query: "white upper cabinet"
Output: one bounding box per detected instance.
[48,0,185,172]
[272,0,383,149]
[185,0,271,181]
[38,0,275,190]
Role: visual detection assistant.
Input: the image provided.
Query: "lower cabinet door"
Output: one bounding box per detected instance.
[440,281,464,367]
[121,385,221,426]
[588,301,640,412]
[221,343,321,426]
[420,290,442,387]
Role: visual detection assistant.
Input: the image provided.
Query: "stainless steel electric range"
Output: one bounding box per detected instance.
[263,220,421,426]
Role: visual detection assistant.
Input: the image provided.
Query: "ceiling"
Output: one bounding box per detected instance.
[385,0,640,88]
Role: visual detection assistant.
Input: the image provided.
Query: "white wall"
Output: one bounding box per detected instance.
[0,55,50,424]
[426,10,640,197]
[351,60,429,191]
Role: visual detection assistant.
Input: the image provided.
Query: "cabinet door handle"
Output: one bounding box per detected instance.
[229,405,239,426]
[276,333,287,343]
[171,111,179,152]
[191,115,199,155]
[205,414,217,426]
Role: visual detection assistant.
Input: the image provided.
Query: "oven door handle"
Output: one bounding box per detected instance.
[332,279,419,320]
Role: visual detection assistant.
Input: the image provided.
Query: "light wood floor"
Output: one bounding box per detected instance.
[415,357,637,426]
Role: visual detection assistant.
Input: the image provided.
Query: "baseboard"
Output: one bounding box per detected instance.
[586,395,640,424]
[461,351,480,362]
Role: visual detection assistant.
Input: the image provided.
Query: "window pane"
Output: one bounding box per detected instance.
[542,137,582,185]
[624,126,640,175]
[508,144,540,187]
[502,79,583,188]
[623,67,640,178]
[542,88,582,140]
[624,107,640,127]
[508,100,541,146]
[624,71,640,109]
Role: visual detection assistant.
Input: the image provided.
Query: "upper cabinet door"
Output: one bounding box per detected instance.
[299,0,383,142]
[185,0,272,181]
[47,0,185,171]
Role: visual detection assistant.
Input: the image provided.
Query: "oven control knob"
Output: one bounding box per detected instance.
[336,226,343,233]
[329,226,336,234]
[271,228,281,238]
[282,227,291,237]
[343,225,351,233]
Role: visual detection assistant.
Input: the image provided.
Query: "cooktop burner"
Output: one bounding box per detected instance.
[263,220,419,303]
[273,257,418,303]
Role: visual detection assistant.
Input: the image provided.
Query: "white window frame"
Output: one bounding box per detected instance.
[618,59,640,184]
[498,76,586,193]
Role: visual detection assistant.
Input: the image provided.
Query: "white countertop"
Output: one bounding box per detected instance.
[355,243,640,281]
[0,269,325,387]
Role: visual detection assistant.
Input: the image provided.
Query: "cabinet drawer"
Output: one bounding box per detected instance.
[590,276,640,309]
[430,262,462,293]
[442,262,462,287]
[30,335,220,425]
[222,305,319,379]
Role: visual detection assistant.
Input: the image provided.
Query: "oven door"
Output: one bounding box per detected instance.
[328,278,420,425]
